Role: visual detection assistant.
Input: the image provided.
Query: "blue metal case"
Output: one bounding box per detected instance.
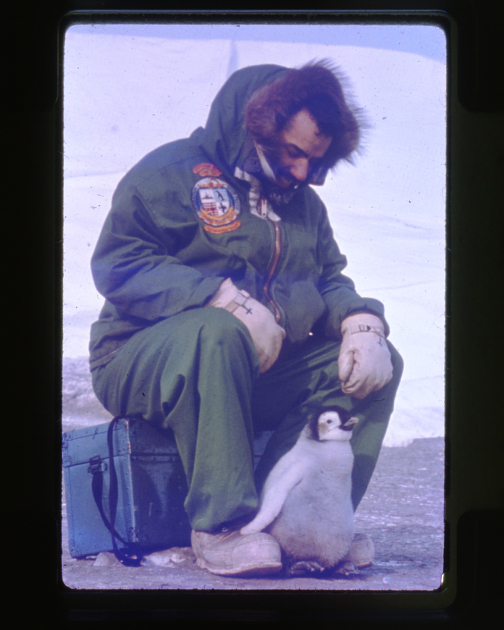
[62,417,271,558]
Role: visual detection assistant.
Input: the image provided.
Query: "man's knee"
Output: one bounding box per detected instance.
[198,307,256,355]
[151,307,253,355]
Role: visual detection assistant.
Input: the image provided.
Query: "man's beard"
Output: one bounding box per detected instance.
[261,178,306,207]
[246,143,309,207]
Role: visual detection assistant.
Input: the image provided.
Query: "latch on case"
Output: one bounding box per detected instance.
[87,455,108,474]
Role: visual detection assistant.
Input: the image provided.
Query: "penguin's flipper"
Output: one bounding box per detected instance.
[240,446,304,535]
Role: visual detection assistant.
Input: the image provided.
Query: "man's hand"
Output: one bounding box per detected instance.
[207,278,285,373]
[338,313,393,399]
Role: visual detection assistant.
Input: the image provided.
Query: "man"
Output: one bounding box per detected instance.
[90,61,403,577]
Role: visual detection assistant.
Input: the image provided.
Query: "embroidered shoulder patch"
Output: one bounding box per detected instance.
[193,163,222,177]
[191,177,241,234]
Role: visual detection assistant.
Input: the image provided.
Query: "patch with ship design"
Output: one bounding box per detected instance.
[191,176,241,234]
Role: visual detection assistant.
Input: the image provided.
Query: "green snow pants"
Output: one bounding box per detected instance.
[92,307,403,532]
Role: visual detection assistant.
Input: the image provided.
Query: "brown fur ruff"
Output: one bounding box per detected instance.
[244,59,364,169]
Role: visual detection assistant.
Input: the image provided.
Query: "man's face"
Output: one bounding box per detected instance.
[264,108,333,189]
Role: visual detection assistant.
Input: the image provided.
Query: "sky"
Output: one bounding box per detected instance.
[68,21,447,62]
[62,22,446,446]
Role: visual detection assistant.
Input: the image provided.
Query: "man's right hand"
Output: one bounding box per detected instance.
[206,278,285,373]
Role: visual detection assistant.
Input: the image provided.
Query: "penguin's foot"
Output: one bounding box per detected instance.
[332,560,359,576]
[344,533,375,568]
[286,560,327,576]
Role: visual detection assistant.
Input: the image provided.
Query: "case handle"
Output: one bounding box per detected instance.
[88,417,143,566]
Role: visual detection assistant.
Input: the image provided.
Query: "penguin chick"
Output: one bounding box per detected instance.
[241,408,358,573]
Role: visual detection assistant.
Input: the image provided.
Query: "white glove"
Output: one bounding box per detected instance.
[206,278,285,373]
[338,313,393,399]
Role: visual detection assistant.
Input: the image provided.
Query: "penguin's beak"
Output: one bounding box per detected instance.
[344,416,359,429]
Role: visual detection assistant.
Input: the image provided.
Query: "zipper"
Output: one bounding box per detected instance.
[264,215,283,324]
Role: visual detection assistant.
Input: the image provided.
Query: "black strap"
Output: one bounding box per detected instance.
[89,417,143,566]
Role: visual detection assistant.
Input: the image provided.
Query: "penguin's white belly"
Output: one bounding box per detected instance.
[266,450,355,567]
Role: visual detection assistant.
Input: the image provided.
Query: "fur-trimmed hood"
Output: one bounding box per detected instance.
[199,62,362,187]
[199,64,288,176]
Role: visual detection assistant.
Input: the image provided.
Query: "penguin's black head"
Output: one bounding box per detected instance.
[333,406,358,431]
[306,413,322,440]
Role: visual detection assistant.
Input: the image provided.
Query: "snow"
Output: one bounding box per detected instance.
[62,24,446,447]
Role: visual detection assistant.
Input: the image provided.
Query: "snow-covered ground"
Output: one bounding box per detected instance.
[63,24,446,447]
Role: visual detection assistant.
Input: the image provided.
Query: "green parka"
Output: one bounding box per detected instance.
[89,64,388,370]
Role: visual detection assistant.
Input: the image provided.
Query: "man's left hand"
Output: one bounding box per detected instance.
[338,313,393,399]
